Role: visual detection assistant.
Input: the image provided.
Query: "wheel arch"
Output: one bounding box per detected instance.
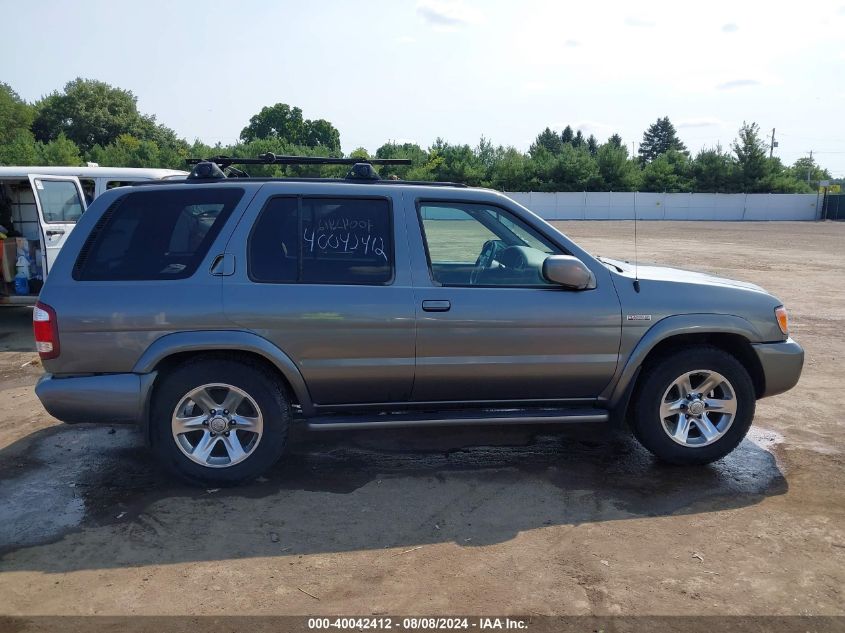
[608,315,767,418]
[134,331,313,443]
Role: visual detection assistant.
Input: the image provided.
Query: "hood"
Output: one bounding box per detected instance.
[598,257,766,293]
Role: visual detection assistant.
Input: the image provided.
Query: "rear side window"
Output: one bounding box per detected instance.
[74,188,243,281]
[249,196,393,285]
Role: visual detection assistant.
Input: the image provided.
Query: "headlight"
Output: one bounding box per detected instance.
[775,306,789,336]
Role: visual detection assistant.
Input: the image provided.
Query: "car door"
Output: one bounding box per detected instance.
[222,186,416,406]
[408,198,621,403]
[28,174,87,275]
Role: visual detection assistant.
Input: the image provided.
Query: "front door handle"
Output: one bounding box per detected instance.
[46,229,65,236]
[422,300,451,312]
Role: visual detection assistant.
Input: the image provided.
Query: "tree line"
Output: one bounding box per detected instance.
[0,78,832,193]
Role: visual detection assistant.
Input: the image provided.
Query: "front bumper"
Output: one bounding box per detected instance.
[752,338,804,398]
[35,372,153,425]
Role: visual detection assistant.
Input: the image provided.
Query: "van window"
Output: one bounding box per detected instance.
[107,180,139,190]
[36,179,85,223]
[78,178,95,205]
[249,196,393,285]
[73,188,243,281]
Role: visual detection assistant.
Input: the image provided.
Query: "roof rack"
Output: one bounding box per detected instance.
[186,153,413,181]
[170,153,467,187]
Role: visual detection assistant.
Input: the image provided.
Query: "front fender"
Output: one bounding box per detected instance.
[133,330,314,415]
[606,313,763,409]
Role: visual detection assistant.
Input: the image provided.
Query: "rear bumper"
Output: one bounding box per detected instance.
[753,338,804,398]
[35,372,154,425]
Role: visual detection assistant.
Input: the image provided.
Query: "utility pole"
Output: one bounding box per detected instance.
[808,150,813,184]
[769,127,777,158]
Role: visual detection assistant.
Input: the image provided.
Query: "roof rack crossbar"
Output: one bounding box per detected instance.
[186,153,412,169]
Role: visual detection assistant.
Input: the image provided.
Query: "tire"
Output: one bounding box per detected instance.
[630,346,755,465]
[151,356,290,485]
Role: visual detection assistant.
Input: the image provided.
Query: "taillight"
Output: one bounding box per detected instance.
[33,301,60,360]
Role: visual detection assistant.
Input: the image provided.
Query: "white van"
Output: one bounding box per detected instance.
[0,165,188,305]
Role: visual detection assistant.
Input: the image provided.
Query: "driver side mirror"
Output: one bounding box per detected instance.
[542,255,596,290]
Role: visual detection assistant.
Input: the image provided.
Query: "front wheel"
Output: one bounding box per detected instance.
[151,357,290,485]
[630,347,755,465]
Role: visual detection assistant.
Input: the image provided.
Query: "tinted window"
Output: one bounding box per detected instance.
[248,197,299,283]
[249,197,393,285]
[74,188,243,281]
[418,202,560,287]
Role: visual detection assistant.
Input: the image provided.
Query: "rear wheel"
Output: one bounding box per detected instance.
[630,347,755,465]
[151,357,289,484]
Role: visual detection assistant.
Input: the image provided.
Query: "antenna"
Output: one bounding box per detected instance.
[633,192,640,293]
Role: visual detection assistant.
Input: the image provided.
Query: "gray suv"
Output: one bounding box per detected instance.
[32,158,804,484]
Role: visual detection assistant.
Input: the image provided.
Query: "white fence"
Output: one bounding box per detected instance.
[504,192,820,221]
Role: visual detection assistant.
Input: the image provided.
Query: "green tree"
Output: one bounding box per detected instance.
[304,118,341,151]
[530,127,563,156]
[0,129,40,165]
[638,116,687,163]
[32,78,147,153]
[572,130,585,148]
[37,133,82,166]
[240,103,341,152]
[586,134,598,156]
[641,150,691,192]
[0,82,35,145]
[375,141,428,179]
[607,133,623,148]
[790,156,830,188]
[596,142,641,191]
[240,103,305,144]
[691,145,737,192]
[561,125,574,145]
[488,147,534,191]
[731,121,770,191]
[535,145,602,191]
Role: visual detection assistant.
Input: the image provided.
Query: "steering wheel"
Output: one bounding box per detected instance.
[471,240,503,285]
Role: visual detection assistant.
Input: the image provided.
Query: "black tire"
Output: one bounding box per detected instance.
[630,346,755,465]
[151,356,289,485]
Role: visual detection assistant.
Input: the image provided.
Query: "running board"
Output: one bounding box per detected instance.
[304,408,608,431]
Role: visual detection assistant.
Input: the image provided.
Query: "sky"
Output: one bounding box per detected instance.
[2,0,845,177]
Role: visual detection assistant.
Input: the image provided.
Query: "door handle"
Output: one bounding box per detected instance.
[45,229,65,236]
[209,253,235,276]
[422,300,451,312]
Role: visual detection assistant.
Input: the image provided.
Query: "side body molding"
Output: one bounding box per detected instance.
[606,313,764,409]
[133,330,314,415]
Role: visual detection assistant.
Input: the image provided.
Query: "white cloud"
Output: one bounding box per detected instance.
[564,39,580,47]
[396,35,416,44]
[624,15,656,27]
[716,78,761,90]
[677,117,724,128]
[416,0,481,30]
[722,23,739,32]
[571,120,614,137]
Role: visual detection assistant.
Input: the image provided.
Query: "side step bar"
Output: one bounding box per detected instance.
[304,408,608,431]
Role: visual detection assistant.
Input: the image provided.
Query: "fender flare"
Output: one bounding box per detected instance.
[133,330,314,415]
[607,313,762,409]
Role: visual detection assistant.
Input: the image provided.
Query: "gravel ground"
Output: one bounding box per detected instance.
[0,221,843,617]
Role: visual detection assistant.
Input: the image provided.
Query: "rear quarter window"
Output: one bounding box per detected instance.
[73,188,243,281]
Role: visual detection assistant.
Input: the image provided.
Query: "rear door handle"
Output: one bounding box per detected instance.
[45,229,65,236]
[422,300,451,312]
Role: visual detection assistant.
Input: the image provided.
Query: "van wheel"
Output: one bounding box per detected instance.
[151,357,289,485]
[630,347,755,465]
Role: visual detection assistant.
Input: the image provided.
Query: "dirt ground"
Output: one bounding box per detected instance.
[0,221,843,617]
